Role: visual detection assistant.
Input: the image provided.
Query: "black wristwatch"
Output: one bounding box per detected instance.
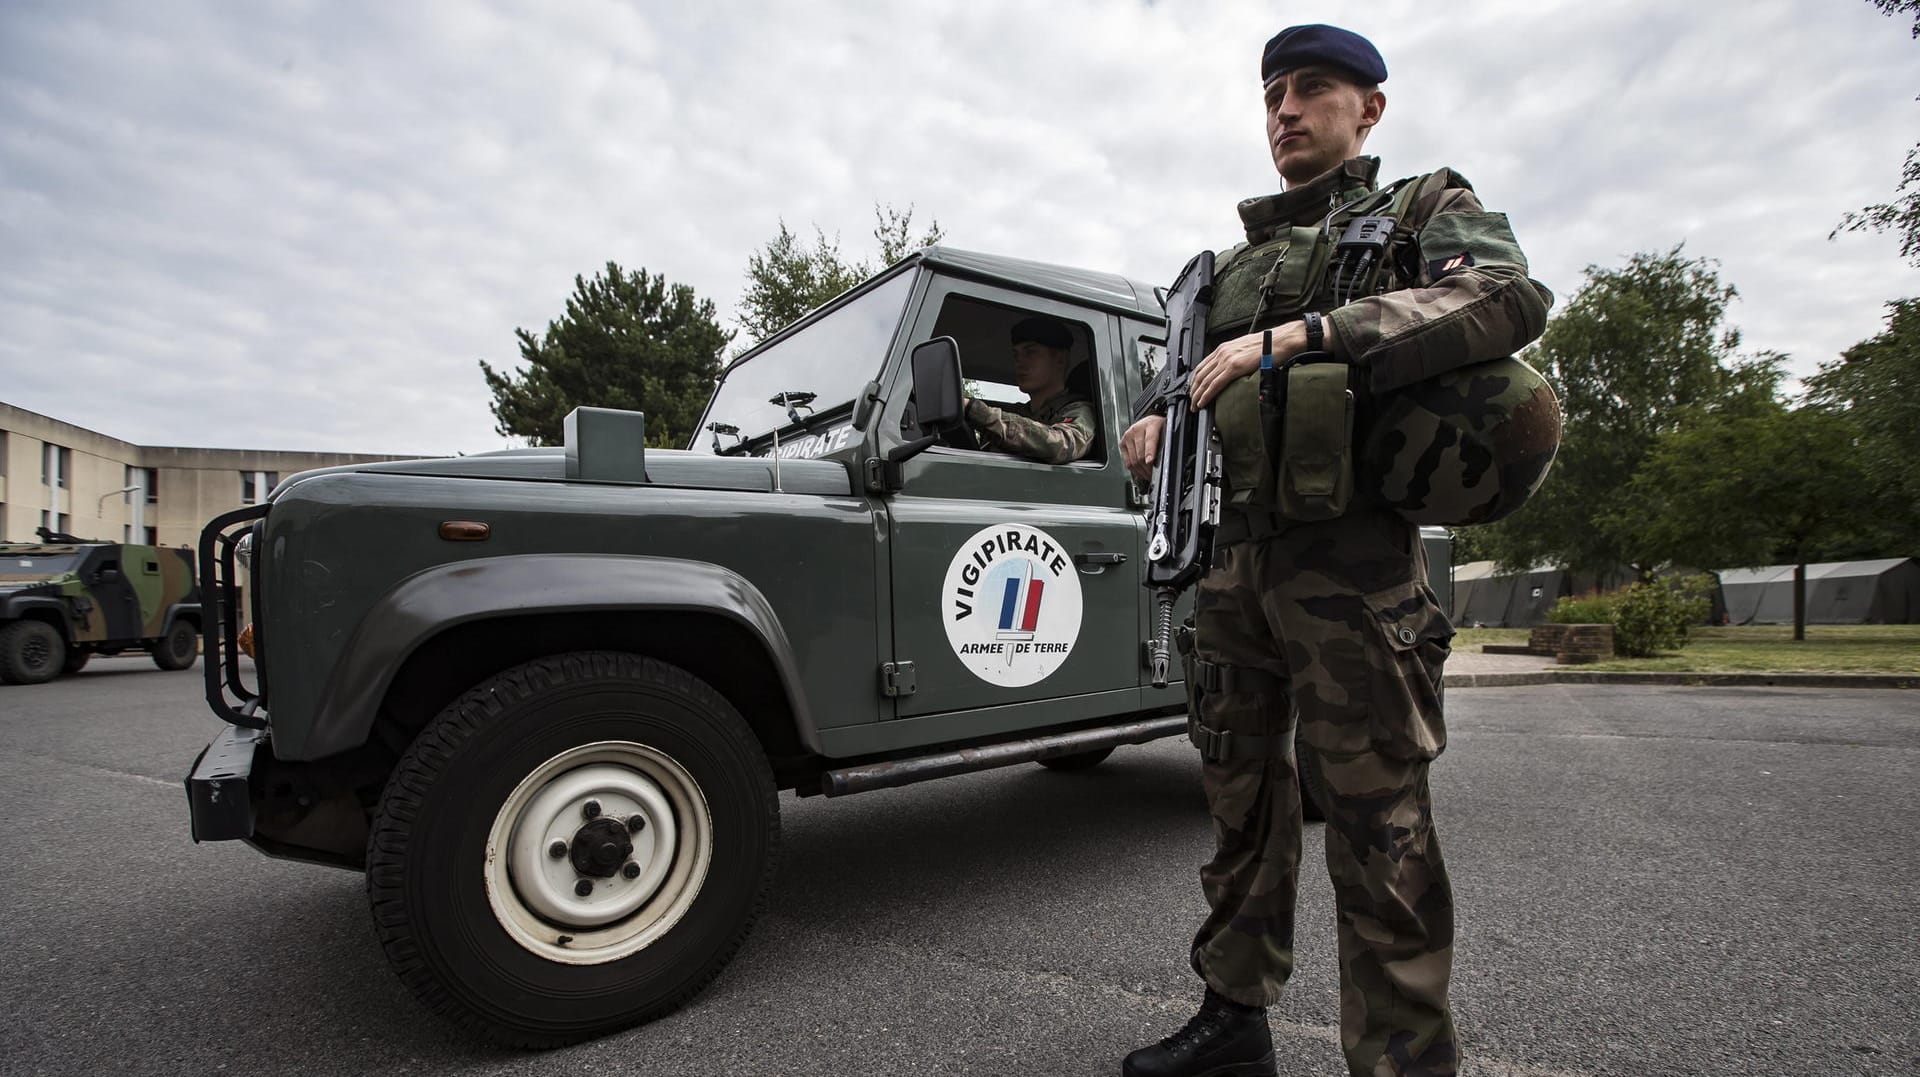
[1302,310,1324,353]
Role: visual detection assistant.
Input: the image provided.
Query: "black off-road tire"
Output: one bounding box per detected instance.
[0,620,66,685]
[1296,749,1328,823]
[1036,746,1115,772]
[62,650,90,674]
[151,621,198,671]
[366,651,779,1047]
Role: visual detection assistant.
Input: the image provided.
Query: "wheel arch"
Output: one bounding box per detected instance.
[301,555,818,764]
[1,600,71,638]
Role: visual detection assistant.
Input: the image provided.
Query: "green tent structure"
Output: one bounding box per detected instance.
[1718,558,1920,625]
[1450,560,1569,627]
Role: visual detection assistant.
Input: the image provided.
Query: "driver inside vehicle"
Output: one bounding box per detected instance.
[963,316,1096,464]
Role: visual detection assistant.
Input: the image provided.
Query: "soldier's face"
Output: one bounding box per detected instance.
[1264,66,1384,187]
[1012,343,1068,397]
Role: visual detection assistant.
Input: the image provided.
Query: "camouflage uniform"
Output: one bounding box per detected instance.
[965,391,1095,464]
[1187,156,1550,1077]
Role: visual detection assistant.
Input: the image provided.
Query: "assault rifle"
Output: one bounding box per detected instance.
[1134,251,1220,687]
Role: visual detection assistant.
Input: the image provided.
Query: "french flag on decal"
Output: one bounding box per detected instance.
[996,562,1044,639]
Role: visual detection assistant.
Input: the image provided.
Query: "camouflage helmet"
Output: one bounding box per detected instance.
[1360,356,1561,525]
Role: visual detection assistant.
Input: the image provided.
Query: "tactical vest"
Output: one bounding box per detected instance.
[1203,169,1561,530]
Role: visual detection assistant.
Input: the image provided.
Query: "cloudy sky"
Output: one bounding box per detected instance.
[3,0,1916,456]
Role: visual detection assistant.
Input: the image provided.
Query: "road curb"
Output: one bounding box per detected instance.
[1445,670,1919,689]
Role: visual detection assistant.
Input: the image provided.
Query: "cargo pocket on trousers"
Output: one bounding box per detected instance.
[1361,578,1453,760]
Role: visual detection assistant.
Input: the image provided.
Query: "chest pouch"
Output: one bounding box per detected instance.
[1206,226,1332,340]
[1274,358,1355,521]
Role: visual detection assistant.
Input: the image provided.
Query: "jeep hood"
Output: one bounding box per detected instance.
[344,447,855,495]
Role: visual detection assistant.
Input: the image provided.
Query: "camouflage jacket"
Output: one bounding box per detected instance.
[965,392,1095,464]
[1226,156,1553,395]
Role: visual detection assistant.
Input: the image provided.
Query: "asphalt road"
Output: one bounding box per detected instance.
[0,658,1915,1076]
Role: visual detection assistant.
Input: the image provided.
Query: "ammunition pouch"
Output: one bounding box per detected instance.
[1274,358,1355,521]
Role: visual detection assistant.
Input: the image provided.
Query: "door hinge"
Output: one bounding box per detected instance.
[879,660,917,697]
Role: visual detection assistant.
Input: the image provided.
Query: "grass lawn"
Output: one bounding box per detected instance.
[1462,624,1920,673]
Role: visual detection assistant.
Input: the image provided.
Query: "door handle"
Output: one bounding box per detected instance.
[1073,551,1127,575]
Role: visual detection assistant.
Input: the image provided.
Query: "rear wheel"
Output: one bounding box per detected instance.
[366,651,778,1047]
[0,621,66,685]
[152,621,197,671]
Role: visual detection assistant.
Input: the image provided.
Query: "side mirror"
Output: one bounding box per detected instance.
[872,337,967,493]
[909,337,964,430]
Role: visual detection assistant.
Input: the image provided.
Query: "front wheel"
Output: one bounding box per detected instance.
[0,620,66,685]
[152,620,197,671]
[366,652,778,1047]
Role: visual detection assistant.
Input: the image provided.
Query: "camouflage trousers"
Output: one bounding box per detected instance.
[1186,508,1458,1077]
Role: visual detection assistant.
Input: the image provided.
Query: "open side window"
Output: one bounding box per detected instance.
[900,293,1107,465]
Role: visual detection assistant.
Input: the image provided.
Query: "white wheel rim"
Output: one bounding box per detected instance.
[484,741,712,965]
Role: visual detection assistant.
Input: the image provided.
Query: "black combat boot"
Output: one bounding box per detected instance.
[1121,989,1276,1077]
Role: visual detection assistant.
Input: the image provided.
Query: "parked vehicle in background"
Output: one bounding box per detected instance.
[0,534,201,684]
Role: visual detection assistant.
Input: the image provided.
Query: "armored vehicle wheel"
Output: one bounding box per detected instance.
[1296,750,1328,823]
[1036,746,1114,772]
[62,650,90,674]
[0,620,66,685]
[366,651,778,1047]
[152,621,198,671]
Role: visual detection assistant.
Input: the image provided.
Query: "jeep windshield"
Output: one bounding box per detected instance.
[697,268,914,455]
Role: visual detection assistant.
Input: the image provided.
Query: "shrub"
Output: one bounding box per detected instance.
[1549,591,1618,625]
[1611,576,1714,657]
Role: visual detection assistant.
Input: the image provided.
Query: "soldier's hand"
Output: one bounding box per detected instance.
[1121,415,1165,484]
[1189,321,1315,408]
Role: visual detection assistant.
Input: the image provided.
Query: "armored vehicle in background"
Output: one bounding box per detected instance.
[0,539,201,684]
[186,247,1451,1046]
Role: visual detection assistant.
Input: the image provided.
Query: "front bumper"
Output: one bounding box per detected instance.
[184,725,267,842]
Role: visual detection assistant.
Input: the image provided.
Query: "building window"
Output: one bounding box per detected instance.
[241,470,280,504]
[145,526,158,545]
[145,467,159,503]
[46,445,71,489]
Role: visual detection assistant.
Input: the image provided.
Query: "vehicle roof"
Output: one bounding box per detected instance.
[0,544,93,555]
[912,246,1167,321]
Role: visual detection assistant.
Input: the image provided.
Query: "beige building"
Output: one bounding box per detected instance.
[0,401,417,549]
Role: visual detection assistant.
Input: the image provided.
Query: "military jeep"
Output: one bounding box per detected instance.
[186,248,1448,1046]
[0,539,200,684]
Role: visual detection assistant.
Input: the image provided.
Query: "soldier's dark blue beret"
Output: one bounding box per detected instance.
[1011,316,1073,351]
[1261,24,1387,85]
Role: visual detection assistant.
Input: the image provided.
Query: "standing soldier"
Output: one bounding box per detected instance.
[1119,24,1553,1077]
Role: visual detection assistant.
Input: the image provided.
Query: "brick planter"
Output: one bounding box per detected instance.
[1555,623,1615,665]
[1528,623,1570,656]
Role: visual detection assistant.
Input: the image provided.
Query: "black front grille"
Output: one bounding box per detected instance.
[199,505,269,729]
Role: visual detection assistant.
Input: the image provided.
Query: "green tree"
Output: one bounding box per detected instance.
[480,262,730,448]
[1834,0,1920,264]
[736,203,942,347]
[1613,403,1878,639]
[1805,298,1920,551]
[1471,247,1767,576]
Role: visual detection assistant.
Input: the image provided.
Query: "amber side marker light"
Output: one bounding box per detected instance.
[237,623,256,658]
[439,521,491,542]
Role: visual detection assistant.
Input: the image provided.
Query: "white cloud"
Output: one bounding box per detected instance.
[1,0,1916,454]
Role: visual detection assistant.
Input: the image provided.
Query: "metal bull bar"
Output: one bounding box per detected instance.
[199,504,269,730]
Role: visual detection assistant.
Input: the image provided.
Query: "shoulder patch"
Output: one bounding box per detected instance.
[1428,252,1475,278]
